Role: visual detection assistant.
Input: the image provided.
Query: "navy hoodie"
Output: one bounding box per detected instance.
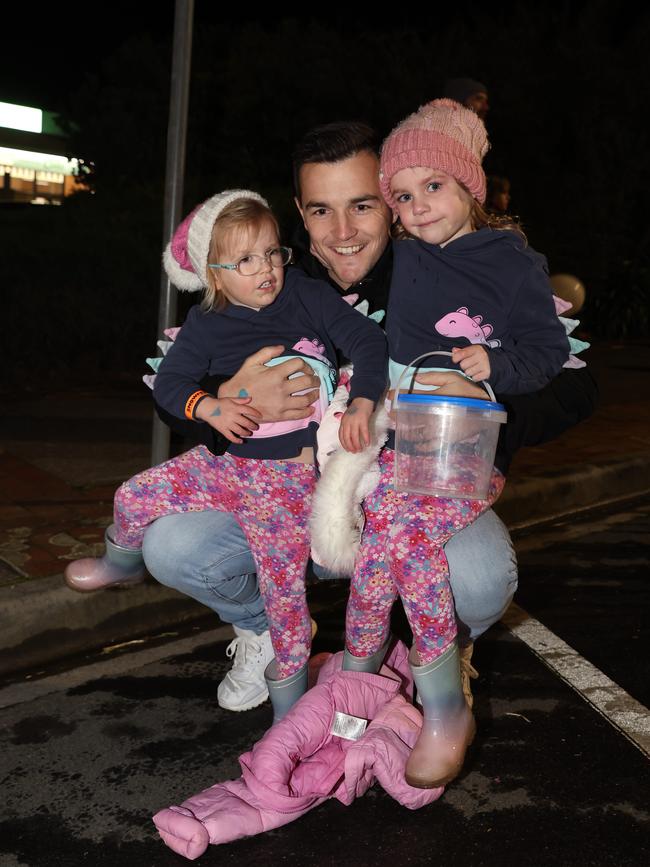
[388,228,570,395]
[154,267,387,459]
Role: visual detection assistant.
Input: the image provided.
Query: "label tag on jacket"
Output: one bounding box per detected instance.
[331,711,368,741]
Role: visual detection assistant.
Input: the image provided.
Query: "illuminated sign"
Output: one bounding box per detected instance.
[0,146,77,175]
[0,102,43,133]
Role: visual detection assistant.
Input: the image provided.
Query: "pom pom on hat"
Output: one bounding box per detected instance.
[163,189,269,292]
[379,99,489,206]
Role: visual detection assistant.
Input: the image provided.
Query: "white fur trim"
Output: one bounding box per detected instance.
[310,405,390,577]
[316,382,351,469]
[163,190,270,292]
[163,243,204,292]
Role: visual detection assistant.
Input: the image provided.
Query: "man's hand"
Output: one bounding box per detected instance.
[218,346,320,422]
[402,371,491,451]
[195,396,262,444]
[339,397,374,453]
[413,370,488,399]
[451,345,491,382]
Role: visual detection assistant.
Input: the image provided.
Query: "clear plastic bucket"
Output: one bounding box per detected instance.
[393,352,507,500]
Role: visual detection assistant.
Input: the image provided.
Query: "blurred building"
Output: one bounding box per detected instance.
[0,101,84,205]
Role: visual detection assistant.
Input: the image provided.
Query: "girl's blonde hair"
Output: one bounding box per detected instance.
[203,199,280,311]
[469,197,526,240]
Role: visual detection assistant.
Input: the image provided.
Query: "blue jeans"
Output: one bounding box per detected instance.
[142,508,518,641]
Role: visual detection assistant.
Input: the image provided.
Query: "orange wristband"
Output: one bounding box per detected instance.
[184,390,210,420]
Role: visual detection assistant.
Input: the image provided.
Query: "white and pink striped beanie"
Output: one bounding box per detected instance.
[163,189,269,292]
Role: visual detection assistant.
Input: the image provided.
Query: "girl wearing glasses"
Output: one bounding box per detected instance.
[65,190,387,721]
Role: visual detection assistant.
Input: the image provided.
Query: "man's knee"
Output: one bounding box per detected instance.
[446,510,518,628]
[142,515,191,587]
[142,510,255,591]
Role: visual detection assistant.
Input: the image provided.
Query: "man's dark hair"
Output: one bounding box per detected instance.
[292,121,379,201]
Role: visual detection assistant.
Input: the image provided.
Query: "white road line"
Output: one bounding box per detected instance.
[502,602,650,758]
[4,597,649,761]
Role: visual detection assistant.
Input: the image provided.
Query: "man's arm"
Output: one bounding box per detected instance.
[414,367,599,469]
[496,366,598,455]
[413,370,487,399]
[153,348,322,454]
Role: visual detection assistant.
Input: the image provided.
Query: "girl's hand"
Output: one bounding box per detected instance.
[339,397,374,453]
[194,396,262,443]
[451,345,491,382]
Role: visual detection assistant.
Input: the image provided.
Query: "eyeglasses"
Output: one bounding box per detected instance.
[208,246,292,277]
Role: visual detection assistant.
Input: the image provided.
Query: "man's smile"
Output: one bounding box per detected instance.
[332,244,365,256]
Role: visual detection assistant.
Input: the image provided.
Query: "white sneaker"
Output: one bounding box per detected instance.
[217,627,275,712]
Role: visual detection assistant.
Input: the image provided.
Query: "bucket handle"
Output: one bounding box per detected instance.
[392,350,497,411]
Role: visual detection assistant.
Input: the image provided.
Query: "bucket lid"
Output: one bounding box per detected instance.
[396,393,506,412]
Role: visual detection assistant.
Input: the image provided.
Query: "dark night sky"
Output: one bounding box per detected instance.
[2,1,176,110]
[2,1,557,112]
[4,3,374,110]
[4,1,643,135]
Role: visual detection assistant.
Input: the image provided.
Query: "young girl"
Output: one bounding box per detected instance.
[64,189,387,720]
[337,100,570,788]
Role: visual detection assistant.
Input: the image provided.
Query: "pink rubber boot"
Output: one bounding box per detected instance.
[405,642,476,788]
[64,524,145,592]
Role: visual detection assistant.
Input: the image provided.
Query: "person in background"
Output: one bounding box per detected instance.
[443,77,490,120]
[486,175,512,215]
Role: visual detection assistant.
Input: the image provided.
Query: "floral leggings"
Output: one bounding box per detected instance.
[113,446,317,677]
[346,448,505,665]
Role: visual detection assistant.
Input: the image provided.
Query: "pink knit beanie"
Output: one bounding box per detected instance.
[379,98,490,206]
[163,189,269,292]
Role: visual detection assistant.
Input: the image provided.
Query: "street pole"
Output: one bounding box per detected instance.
[151,0,194,466]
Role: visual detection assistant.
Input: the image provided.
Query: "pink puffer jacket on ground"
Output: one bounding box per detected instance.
[153,642,443,860]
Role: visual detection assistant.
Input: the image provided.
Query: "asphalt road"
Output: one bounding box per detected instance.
[1,497,649,867]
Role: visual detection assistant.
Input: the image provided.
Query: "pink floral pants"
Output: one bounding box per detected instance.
[346,448,505,665]
[113,446,317,677]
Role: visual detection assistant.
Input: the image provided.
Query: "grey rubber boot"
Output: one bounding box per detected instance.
[64,524,146,592]
[342,634,392,673]
[406,641,476,789]
[264,659,309,723]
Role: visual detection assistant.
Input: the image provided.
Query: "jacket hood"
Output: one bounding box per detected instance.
[416,226,525,257]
